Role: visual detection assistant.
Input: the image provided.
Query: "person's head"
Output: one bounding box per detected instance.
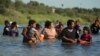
[75,20,80,25]
[96,17,100,22]
[4,20,10,26]
[36,23,42,30]
[57,22,63,27]
[83,26,91,34]
[45,20,54,28]
[11,21,17,28]
[28,20,36,28]
[56,20,60,23]
[67,20,75,29]
[94,20,99,26]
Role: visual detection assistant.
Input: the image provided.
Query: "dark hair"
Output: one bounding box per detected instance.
[28,20,36,26]
[83,26,91,34]
[45,20,52,28]
[36,23,41,30]
[4,20,9,25]
[11,21,17,26]
[75,20,79,24]
[96,17,99,19]
[58,21,63,26]
[67,20,74,26]
[95,19,99,22]
[11,21,17,29]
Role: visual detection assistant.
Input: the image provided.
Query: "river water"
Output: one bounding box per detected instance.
[0,25,100,56]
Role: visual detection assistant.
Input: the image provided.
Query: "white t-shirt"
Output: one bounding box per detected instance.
[29,28,37,38]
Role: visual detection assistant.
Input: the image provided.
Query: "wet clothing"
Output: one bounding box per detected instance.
[9,28,19,37]
[22,27,37,43]
[74,25,81,34]
[90,23,100,34]
[80,34,92,42]
[23,36,31,43]
[74,25,80,31]
[55,24,63,35]
[3,26,10,35]
[22,27,30,43]
[29,28,37,38]
[74,25,80,30]
[60,27,79,43]
[42,28,57,39]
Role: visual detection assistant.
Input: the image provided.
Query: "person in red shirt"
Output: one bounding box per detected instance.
[80,26,92,45]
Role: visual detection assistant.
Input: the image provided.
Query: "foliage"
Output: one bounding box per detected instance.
[0,0,100,24]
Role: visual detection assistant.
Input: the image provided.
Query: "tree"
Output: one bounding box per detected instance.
[0,5,6,14]
[15,0,24,9]
[0,0,12,8]
[27,1,39,6]
[0,0,12,14]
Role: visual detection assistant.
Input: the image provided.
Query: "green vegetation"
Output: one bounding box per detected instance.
[0,0,100,25]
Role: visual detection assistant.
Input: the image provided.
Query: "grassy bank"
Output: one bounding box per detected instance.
[0,13,89,25]
[0,0,99,25]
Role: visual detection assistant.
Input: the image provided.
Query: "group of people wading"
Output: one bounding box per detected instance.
[3,21,19,37]
[3,17,100,45]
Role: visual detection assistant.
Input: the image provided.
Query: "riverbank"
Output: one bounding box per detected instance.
[0,14,90,25]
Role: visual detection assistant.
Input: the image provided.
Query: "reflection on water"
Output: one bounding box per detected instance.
[0,25,100,56]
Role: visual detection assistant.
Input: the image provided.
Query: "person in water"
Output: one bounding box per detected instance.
[96,17,100,24]
[36,23,44,42]
[90,19,100,34]
[22,20,39,45]
[42,20,57,43]
[9,21,19,37]
[3,20,10,36]
[36,23,42,34]
[60,20,79,44]
[74,20,81,34]
[55,21,63,35]
[79,26,92,45]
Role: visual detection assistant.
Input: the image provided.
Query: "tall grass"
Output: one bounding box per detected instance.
[0,11,88,25]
